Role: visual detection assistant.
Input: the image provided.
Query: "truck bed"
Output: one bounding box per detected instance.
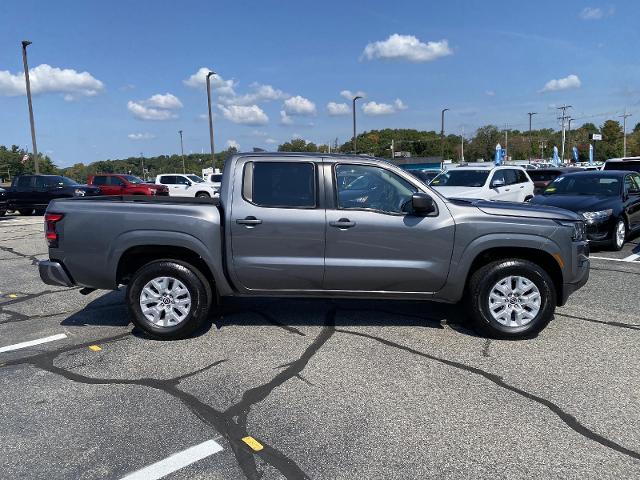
[58,195,220,206]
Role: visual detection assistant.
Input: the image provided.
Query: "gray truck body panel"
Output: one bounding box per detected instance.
[40,153,589,305]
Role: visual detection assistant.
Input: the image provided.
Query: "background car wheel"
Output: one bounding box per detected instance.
[126,260,212,340]
[0,210,6,217]
[18,209,33,216]
[466,259,556,339]
[608,218,626,251]
[196,192,211,198]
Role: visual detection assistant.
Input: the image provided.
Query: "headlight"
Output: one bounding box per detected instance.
[557,220,586,242]
[150,189,158,195]
[581,209,612,224]
[74,189,86,197]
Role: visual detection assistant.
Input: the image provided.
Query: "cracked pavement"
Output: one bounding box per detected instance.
[0,214,639,479]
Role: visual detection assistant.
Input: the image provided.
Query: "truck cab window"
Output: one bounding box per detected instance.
[246,161,316,208]
[335,164,416,214]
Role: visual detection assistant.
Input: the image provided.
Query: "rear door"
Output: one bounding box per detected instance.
[323,162,455,293]
[624,174,640,231]
[229,159,326,291]
[11,176,35,208]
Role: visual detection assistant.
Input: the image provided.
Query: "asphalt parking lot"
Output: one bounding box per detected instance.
[0,214,638,480]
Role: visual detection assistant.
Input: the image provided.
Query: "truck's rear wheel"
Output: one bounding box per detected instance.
[126,260,212,339]
[196,192,210,198]
[466,259,556,339]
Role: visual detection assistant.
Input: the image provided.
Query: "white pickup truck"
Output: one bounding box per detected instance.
[154,173,218,198]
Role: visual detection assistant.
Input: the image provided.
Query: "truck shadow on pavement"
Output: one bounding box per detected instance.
[59,289,482,338]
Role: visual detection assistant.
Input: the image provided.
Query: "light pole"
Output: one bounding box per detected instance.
[567,117,573,162]
[21,40,39,174]
[206,71,216,168]
[178,130,185,174]
[620,110,632,157]
[557,104,572,162]
[440,108,449,161]
[527,112,537,161]
[140,152,145,180]
[352,96,362,154]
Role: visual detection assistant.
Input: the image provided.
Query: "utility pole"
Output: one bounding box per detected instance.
[21,40,39,174]
[206,71,216,168]
[390,139,395,159]
[352,95,362,154]
[440,108,449,161]
[556,104,572,163]
[178,130,185,174]
[567,117,574,161]
[539,140,547,160]
[619,110,632,157]
[140,152,145,180]
[504,124,509,161]
[460,126,465,162]
[527,112,537,161]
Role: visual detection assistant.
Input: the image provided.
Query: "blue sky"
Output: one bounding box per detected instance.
[1,0,639,167]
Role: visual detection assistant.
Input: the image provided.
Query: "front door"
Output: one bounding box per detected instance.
[324,163,455,293]
[489,170,516,201]
[229,159,326,291]
[624,174,640,231]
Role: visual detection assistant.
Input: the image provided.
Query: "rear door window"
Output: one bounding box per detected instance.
[604,161,640,173]
[159,176,175,184]
[109,176,125,186]
[504,169,519,185]
[515,170,529,183]
[92,176,108,186]
[15,176,33,188]
[244,161,316,208]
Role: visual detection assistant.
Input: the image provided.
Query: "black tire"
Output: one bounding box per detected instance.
[18,209,33,216]
[0,210,6,217]
[126,260,213,340]
[466,259,556,339]
[195,192,211,198]
[608,218,626,251]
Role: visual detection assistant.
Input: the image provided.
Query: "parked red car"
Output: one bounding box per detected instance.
[87,174,169,196]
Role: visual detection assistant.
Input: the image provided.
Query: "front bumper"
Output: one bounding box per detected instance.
[39,260,75,287]
[559,241,590,306]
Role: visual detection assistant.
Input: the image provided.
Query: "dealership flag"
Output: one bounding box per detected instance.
[552,146,560,166]
[572,146,579,162]
[494,143,502,166]
[589,144,593,164]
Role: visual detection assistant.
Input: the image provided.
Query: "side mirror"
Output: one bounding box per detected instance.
[491,178,506,188]
[411,192,436,215]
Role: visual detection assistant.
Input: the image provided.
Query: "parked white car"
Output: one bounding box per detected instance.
[203,172,223,194]
[154,174,218,198]
[430,165,534,202]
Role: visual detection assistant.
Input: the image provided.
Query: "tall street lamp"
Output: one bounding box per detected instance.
[21,40,39,174]
[352,95,363,154]
[440,108,449,161]
[527,112,537,161]
[178,130,185,174]
[206,71,216,168]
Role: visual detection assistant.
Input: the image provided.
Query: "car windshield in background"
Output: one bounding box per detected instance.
[59,176,80,186]
[409,170,439,184]
[187,175,205,183]
[122,175,144,184]
[604,161,640,173]
[543,175,620,196]
[527,170,562,182]
[430,170,490,187]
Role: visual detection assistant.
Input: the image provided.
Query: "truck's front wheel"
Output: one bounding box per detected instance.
[126,260,211,340]
[466,259,556,339]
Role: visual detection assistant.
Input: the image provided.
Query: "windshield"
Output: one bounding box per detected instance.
[210,174,223,182]
[122,175,144,184]
[527,170,562,182]
[430,170,490,187]
[543,175,620,196]
[59,176,80,186]
[604,161,640,173]
[187,175,205,183]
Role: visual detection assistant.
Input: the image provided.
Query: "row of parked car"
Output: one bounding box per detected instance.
[0,172,221,217]
[406,157,640,250]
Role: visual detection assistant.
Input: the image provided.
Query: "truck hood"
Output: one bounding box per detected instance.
[449,198,582,221]
[431,186,482,198]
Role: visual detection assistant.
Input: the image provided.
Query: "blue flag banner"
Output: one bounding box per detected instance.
[589,144,593,164]
[552,146,560,166]
[572,146,579,162]
[494,143,502,166]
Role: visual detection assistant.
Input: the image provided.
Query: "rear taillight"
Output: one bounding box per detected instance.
[45,213,64,248]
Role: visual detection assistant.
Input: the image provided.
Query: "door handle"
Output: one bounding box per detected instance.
[236,216,263,226]
[504,188,510,191]
[329,218,356,229]
[519,185,524,189]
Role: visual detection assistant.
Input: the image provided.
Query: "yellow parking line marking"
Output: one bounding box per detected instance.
[88,345,102,352]
[241,436,264,452]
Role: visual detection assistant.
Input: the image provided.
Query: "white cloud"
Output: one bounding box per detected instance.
[220,82,287,106]
[362,98,408,116]
[340,89,366,100]
[226,139,240,150]
[127,93,183,120]
[485,90,496,96]
[579,7,613,20]
[127,101,177,120]
[362,34,453,63]
[280,110,293,125]
[183,67,237,96]
[326,102,350,116]
[540,74,582,93]
[265,138,278,144]
[251,130,268,137]
[0,63,104,97]
[145,93,183,109]
[218,104,269,125]
[127,132,156,140]
[283,95,316,115]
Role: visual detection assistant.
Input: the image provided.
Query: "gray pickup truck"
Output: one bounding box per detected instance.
[39,153,589,339]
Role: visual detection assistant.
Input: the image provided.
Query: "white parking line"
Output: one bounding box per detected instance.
[0,333,68,353]
[590,255,640,263]
[119,439,224,480]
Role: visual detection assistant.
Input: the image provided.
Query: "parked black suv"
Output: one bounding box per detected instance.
[5,175,101,215]
[0,187,7,216]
